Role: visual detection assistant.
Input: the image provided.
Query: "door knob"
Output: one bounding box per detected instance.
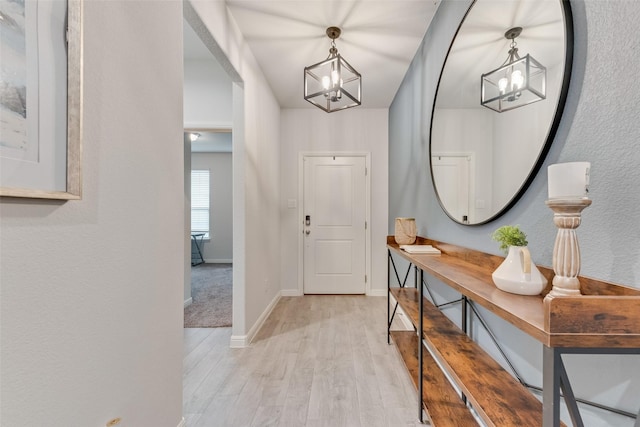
[305,230,311,235]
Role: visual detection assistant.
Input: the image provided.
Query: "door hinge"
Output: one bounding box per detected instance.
[365,167,368,176]
[365,275,368,283]
[365,221,367,230]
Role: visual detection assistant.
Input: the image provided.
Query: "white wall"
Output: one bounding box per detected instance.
[389,1,640,425]
[432,108,494,222]
[184,0,281,343]
[191,152,233,262]
[0,2,184,426]
[280,108,389,295]
[491,63,562,212]
[184,58,233,128]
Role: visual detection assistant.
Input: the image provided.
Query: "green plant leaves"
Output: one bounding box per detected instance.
[491,225,528,254]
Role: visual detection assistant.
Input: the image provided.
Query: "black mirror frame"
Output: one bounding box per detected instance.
[428,0,574,225]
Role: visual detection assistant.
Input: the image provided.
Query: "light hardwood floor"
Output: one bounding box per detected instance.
[183,295,427,427]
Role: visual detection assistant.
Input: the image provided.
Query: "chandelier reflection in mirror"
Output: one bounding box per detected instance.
[481,27,546,113]
[304,27,361,113]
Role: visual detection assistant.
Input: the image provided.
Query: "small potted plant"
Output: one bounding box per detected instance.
[490,225,546,296]
[491,225,528,254]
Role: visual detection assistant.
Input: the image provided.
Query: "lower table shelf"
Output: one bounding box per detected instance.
[391,287,564,427]
[390,330,477,426]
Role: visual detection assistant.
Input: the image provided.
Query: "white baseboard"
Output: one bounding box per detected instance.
[229,334,247,348]
[367,288,387,297]
[230,291,282,348]
[183,297,192,308]
[281,289,302,297]
[177,417,186,427]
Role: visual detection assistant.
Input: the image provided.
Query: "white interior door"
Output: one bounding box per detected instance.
[303,156,366,294]
[432,155,471,223]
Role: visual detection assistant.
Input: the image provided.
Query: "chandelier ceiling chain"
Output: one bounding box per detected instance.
[328,40,337,57]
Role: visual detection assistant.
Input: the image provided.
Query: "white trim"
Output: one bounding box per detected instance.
[297,152,371,296]
[230,291,282,348]
[367,289,387,297]
[177,417,186,427]
[229,334,248,348]
[203,258,233,264]
[184,122,233,131]
[183,297,193,308]
[281,288,302,297]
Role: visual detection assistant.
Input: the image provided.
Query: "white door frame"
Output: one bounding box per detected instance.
[297,151,371,296]
[431,151,476,224]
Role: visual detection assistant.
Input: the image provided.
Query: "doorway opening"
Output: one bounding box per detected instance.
[184,130,233,327]
[182,9,243,333]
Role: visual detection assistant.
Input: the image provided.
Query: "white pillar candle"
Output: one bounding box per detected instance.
[548,162,591,199]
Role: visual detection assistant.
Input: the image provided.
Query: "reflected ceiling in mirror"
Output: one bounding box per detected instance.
[429,0,573,225]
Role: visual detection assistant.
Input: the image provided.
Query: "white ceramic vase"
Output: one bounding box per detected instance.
[492,246,547,296]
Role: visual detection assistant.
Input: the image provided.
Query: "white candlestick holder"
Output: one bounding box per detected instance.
[544,198,592,299]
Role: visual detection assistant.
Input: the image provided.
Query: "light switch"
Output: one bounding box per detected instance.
[287,199,297,209]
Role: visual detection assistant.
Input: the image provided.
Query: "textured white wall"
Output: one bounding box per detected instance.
[185,0,281,341]
[191,152,233,262]
[279,108,389,295]
[389,1,640,425]
[0,2,184,426]
[183,58,233,128]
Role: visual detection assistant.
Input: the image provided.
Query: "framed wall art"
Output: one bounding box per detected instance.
[0,0,82,200]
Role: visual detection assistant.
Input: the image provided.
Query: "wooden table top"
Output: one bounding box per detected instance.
[388,236,640,349]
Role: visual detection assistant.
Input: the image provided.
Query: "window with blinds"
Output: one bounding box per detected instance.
[191,170,210,238]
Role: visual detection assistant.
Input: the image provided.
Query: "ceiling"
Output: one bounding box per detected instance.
[184,0,442,109]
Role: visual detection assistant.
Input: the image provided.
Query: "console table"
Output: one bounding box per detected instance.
[387,236,640,427]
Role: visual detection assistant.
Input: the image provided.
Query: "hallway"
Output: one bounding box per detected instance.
[183,296,423,426]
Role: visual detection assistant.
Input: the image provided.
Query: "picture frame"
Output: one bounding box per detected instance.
[0,0,83,200]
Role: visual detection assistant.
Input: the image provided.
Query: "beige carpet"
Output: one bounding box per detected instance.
[184,263,232,328]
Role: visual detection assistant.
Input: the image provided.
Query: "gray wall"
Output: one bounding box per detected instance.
[191,152,233,263]
[389,0,640,425]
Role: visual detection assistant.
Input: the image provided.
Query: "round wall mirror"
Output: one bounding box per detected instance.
[429,0,573,225]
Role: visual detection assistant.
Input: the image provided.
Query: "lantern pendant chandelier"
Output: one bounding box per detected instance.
[304,27,362,113]
[481,27,546,113]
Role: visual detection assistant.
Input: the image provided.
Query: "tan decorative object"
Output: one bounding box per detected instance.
[394,217,416,245]
[545,198,592,299]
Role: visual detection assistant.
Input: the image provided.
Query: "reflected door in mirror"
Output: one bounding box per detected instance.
[432,155,471,224]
